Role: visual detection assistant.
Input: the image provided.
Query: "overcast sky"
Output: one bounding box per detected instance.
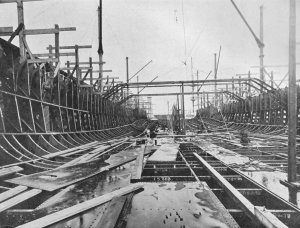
[0,0,299,115]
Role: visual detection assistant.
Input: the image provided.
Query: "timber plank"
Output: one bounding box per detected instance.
[194,153,288,228]
[0,186,28,203]
[0,166,23,178]
[16,184,143,228]
[131,145,145,182]
[95,196,127,228]
[7,149,153,191]
[0,189,42,213]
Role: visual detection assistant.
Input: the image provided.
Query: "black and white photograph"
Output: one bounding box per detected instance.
[0,0,299,227]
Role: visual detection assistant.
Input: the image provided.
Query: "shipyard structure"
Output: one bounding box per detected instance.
[0,0,299,228]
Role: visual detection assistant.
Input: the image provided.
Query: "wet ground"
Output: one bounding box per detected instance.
[126,182,238,228]
[2,145,150,227]
[194,138,300,207]
[3,135,299,227]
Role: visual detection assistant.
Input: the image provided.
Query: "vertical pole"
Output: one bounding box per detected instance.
[167,101,169,117]
[181,83,185,134]
[17,0,25,60]
[149,97,152,117]
[48,45,53,63]
[191,57,194,113]
[98,0,103,92]
[89,57,93,85]
[137,76,139,114]
[271,71,274,88]
[288,0,297,191]
[207,93,209,107]
[259,5,265,85]
[248,71,251,95]
[54,24,60,61]
[75,45,80,109]
[239,75,242,96]
[177,94,180,131]
[232,76,235,94]
[214,53,217,106]
[75,45,79,85]
[197,70,199,111]
[126,57,129,97]
[200,94,203,109]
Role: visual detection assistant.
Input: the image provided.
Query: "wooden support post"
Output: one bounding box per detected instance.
[54,24,59,61]
[232,76,235,94]
[98,0,103,92]
[287,0,297,203]
[248,71,251,95]
[197,70,199,111]
[126,57,129,98]
[259,5,265,84]
[75,45,79,84]
[89,57,93,86]
[181,83,185,134]
[177,94,180,131]
[214,53,217,106]
[271,71,274,88]
[239,75,242,96]
[200,94,203,109]
[17,0,25,59]
[206,93,209,107]
[137,76,139,111]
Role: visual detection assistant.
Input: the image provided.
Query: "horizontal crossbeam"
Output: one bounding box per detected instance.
[0,27,76,36]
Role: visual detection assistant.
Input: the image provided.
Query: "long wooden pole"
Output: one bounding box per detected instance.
[126,57,129,97]
[214,53,217,106]
[288,0,297,185]
[181,83,185,134]
[98,0,103,92]
[177,94,180,131]
[259,6,264,84]
[197,70,199,111]
[17,0,25,59]
[259,5,265,95]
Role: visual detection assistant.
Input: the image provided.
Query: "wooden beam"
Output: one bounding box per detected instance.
[58,45,92,49]
[94,196,127,228]
[91,77,119,80]
[0,27,76,36]
[131,145,146,182]
[79,85,94,88]
[16,183,143,228]
[67,61,106,65]
[254,206,288,228]
[0,0,43,3]
[0,27,13,35]
[32,52,75,57]
[0,186,28,203]
[287,0,297,192]
[60,67,92,71]
[194,153,288,228]
[81,70,112,73]
[8,147,152,191]
[0,189,42,213]
[0,166,23,178]
[27,58,59,63]
[25,27,76,35]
